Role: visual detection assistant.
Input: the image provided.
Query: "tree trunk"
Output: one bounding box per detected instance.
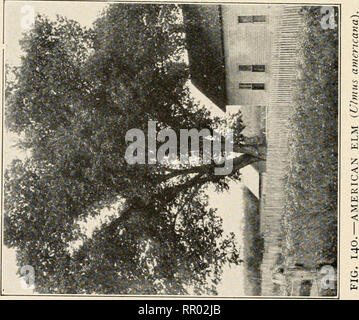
[233,134,266,161]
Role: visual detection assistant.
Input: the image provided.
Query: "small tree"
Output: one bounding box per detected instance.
[5,4,265,294]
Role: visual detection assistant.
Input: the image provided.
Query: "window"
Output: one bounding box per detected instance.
[238,15,267,23]
[299,280,313,296]
[253,15,267,23]
[252,65,266,72]
[238,16,253,23]
[238,83,252,89]
[239,65,266,72]
[239,83,265,90]
[238,65,252,71]
[252,83,265,90]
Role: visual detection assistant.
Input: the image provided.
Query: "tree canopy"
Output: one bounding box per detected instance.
[5,4,265,294]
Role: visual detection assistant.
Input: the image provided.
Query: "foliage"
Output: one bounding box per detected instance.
[4,4,254,294]
[181,4,227,109]
[282,7,338,270]
[241,187,263,296]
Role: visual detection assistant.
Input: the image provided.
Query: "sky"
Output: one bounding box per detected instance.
[2,1,248,296]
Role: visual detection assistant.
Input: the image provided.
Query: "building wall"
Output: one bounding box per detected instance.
[222,5,273,107]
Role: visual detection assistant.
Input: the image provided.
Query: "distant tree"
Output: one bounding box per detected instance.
[5,4,265,294]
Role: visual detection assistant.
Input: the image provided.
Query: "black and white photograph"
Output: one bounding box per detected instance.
[2,1,339,297]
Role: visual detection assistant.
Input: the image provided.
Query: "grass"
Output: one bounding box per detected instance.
[282,7,338,278]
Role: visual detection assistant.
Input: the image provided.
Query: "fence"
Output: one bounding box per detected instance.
[260,5,304,296]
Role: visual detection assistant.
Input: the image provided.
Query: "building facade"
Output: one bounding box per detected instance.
[183,4,271,139]
[222,5,271,138]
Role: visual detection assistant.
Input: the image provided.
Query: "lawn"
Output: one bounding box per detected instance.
[281,7,338,288]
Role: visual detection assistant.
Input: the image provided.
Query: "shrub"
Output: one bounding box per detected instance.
[242,187,264,295]
[282,7,338,269]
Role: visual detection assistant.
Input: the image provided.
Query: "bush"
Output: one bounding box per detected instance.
[242,187,264,295]
[282,7,338,269]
